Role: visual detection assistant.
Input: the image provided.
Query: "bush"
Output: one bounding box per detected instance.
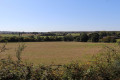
[28,35,36,42]
[102,36,116,43]
[23,37,31,42]
[74,36,80,42]
[37,36,44,42]
[63,62,85,80]
[0,37,10,42]
[9,36,19,42]
[80,33,88,42]
[89,33,100,42]
[64,35,74,41]
[44,36,50,41]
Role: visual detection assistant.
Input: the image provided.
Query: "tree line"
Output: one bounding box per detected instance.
[0,31,119,43]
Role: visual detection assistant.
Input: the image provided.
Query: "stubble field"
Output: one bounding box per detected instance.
[0,42,116,65]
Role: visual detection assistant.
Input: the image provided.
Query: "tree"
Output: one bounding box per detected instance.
[32,32,39,35]
[74,36,80,42]
[37,35,44,41]
[64,35,74,41]
[80,33,88,42]
[9,36,18,42]
[99,32,107,39]
[89,33,100,42]
[44,36,50,41]
[28,35,36,41]
[102,36,116,43]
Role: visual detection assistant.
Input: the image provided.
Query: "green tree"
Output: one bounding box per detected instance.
[102,36,116,43]
[75,36,80,42]
[64,35,74,41]
[99,31,107,39]
[89,33,100,42]
[80,33,88,42]
[44,36,50,41]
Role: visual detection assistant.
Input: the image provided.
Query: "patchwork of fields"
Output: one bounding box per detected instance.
[0,42,116,65]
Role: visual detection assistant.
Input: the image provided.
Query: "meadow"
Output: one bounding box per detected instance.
[0,42,116,65]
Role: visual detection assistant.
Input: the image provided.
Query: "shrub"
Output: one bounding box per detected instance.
[62,62,85,80]
[23,37,31,42]
[80,33,88,42]
[74,37,80,42]
[102,36,116,43]
[85,46,120,80]
[9,36,19,42]
[55,37,63,41]
[44,36,50,41]
[89,33,100,42]
[37,36,44,42]
[0,37,10,42]
[28,35,36,42]
[64,35,74,41]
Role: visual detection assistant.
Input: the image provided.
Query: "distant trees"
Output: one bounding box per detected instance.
[37,35,44,41]
[74,37,80,42]
[89,33,100,42]
[99,32,107,39]
[80,33,88,42]
[0,31,119,43]
[28,35,36,41]
[44,36,50,41]
[32,32,39,35]
[64,35,74,41]
[41,33,56,36]
[101,36,116,43]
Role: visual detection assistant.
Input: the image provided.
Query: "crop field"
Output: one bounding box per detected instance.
[0,42,116,65]
[117,39,120,42]
[0,34,36,37]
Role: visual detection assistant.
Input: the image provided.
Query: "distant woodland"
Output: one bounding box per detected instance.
[0,31,120,43]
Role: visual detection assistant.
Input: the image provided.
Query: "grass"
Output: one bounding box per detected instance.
[0,33,39,37]
[0,34,20,37]
[0,33,64,38]
[67,33,80,36]
[0,42,116,65]
[116,39,120,42]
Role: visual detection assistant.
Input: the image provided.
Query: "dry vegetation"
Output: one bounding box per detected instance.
[0,42,116,65]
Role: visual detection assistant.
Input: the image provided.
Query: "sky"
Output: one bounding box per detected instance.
[0,0,120,32]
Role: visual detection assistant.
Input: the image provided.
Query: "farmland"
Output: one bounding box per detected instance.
[0,42,116,65]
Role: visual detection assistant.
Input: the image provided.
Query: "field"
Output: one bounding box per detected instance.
[117,39,120,42]
[0,42,116,65]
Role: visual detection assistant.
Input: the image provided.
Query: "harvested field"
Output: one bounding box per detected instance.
[0,42,116,65]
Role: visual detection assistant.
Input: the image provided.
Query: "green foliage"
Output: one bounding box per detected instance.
[80,33,88,42]
[0,31,119,43]
[75,37,80,42]
[89,33,100,42]
[16,44,26,63]
[99,31,107,39]
[28,35,36,41]
[63,62,85,80]
[101,36,116,43]
[85,46,120,80]
[37,35,44,41]
[64,35,74,41]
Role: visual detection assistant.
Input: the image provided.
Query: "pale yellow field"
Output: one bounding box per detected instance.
[0,42,116,65]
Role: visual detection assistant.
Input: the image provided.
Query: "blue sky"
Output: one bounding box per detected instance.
[0,0,120,32]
